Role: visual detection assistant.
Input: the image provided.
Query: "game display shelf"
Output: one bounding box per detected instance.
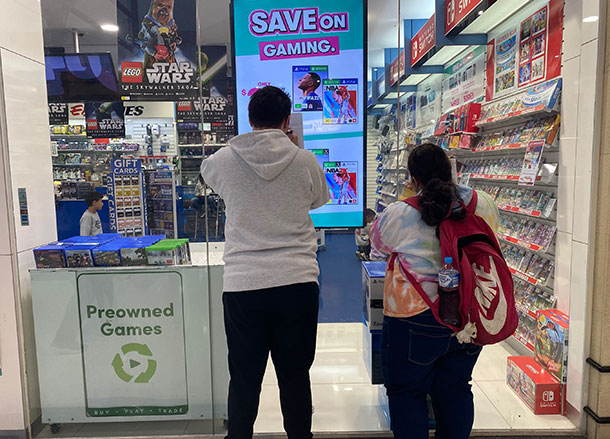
[178,144,227,187]
[374,115,400,212]
[454,78,562,353]
[52,133,143,195]
[374,114,434,213]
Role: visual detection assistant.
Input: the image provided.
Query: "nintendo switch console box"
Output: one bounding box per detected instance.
[507,356,561,415]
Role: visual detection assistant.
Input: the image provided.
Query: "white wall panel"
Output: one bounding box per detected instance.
[0,255,25,431]
[563,0,583,61]
[1,49,57,253]
[573,39,600,245]
[581,0,601,45]
[567,241,591,410]
[16,250,40,421]
[557,137,576,234]
[560,57,581,140]
[0,124,12,256]
[0,0,44,64]
[554,231,573,312]
[0,0,51,431]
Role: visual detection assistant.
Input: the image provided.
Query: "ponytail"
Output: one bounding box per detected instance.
[407,143,465,227]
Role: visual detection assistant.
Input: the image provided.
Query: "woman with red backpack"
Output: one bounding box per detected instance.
[370,143,506,439]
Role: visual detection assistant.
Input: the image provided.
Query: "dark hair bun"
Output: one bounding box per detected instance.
[407,144,465,227]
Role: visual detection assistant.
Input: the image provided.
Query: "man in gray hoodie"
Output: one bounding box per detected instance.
[200,86,330,439]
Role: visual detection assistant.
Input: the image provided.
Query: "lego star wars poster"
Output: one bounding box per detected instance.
[175,99,201,123]
[48,103,69,125]
[199,45,229,99]
[117,0,198,100]
[85,102,126,139]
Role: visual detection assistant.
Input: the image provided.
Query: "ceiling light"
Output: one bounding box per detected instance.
[100,24,119,32]
[583,16,598,23]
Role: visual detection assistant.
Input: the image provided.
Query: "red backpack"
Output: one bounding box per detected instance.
[401,191,518,345]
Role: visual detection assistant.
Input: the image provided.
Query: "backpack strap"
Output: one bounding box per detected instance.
[404,190,478,215]
[404,196,421,210]
[466,190,478,214]
[393,254,435,309]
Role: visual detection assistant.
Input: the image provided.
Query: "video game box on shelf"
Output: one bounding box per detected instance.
[32,234,193,269]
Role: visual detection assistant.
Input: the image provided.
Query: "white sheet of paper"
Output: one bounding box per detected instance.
[290,113,305,148]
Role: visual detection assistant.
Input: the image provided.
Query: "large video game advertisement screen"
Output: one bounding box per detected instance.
[232,0,365,228]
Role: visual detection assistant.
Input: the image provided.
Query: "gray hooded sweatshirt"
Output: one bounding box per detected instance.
[200,129,330,292]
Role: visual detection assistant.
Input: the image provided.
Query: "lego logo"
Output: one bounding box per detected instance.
[123,68,142,77]
[122,62,143,83]
[543,391,554,402]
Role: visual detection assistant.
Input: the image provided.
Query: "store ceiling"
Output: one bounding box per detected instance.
[41,0,434,77]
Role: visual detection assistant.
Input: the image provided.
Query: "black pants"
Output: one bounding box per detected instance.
[223,282,319,439]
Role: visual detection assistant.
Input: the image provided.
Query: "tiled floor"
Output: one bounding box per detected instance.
[254,322,579,434]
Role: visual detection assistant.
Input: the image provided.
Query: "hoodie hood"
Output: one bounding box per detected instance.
[229,129,299,180]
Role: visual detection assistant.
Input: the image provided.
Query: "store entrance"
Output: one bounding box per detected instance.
[10,0,597,436]
[250,229,577,435]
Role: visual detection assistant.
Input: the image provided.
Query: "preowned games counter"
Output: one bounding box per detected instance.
[30,248,229,425]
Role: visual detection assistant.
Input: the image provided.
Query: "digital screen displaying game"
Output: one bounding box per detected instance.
[232,0,365,227]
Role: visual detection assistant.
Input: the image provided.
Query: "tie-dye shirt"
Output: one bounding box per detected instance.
[370,186,499,318]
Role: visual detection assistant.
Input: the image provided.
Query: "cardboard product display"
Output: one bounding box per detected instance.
[61,234,122,245]
[535,309,569,384]
[92,241,123,267]
[507,356,561,415]
[146,239,191,266]
[119,235,165,266]
[33,234,173,268]
[65,244,97,267]
[434,102,482,136]
[119,241,148,266]
[362,261,386,332]
[163,239,192,265]
[33,244,71,269]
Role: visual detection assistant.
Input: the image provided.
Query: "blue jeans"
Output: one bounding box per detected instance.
[381,310,482,439]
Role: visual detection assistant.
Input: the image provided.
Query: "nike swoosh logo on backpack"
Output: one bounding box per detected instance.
[473,257,508,336]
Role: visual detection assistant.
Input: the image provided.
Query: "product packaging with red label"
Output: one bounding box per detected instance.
[507,356,561,415]
[460,102,481,132]
[535,309,569,385]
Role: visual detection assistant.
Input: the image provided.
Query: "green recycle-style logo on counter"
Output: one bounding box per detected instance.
[112,343,157,383]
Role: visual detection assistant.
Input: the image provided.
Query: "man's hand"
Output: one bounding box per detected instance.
[286,128,299,147]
